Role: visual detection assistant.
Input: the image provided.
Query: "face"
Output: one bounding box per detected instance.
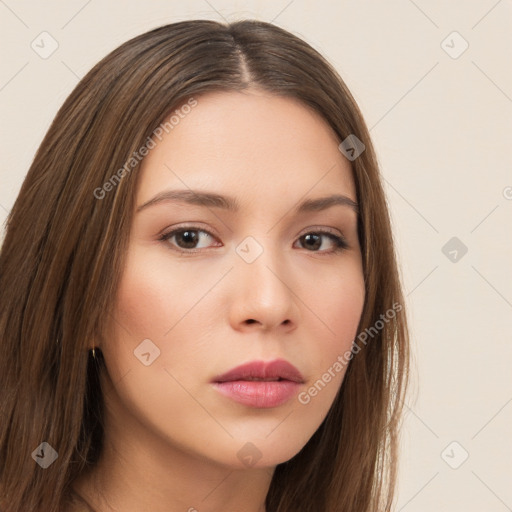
[100,89,365,469]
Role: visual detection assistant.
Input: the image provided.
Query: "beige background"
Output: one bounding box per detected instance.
[1,1,511,510]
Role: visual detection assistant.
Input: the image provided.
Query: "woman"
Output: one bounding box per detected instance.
[0,19,409,512]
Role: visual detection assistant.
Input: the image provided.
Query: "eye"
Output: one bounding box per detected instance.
[159,226,348,254]
[159,226,219,251]
[294,230,348,253]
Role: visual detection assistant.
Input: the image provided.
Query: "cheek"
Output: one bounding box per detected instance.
[104,245,225,381]
[326,277,365,352]
[103,248,178,380]
[304,257,365,344]
[298,264,365,403]
[112,246,210,337]
[100,247,215,432]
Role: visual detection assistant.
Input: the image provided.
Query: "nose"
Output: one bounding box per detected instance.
[228,238,299,333]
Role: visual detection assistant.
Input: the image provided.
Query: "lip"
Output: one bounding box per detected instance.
[211,359,304,408]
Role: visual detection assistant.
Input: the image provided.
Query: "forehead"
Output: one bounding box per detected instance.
[137,90,356,207]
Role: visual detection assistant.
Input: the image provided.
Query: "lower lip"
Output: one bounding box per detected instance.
[212,380,301,408]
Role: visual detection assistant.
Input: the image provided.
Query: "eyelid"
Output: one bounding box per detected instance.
[157,222,218,240]
[296,225,344,239]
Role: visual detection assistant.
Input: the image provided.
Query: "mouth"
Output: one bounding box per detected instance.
[212,359,304,384]
[211,359,304,408]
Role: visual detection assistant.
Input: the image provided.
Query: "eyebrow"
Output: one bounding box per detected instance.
[136,189,359,214]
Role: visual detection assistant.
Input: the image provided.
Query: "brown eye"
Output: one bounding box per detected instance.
[160,227,218,251]
[159,226,348,254]
[296,231,348,253]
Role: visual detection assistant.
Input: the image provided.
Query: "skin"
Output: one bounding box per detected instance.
[73,89,365,512]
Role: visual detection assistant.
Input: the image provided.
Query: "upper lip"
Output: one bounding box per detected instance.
[212,359,304,384]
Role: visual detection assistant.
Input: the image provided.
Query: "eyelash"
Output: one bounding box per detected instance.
[158,225,349,254]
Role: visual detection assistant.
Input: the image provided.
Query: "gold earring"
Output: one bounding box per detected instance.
[91,347,96,358]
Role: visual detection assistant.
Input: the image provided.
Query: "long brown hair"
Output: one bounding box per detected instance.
[0,19,409,511]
